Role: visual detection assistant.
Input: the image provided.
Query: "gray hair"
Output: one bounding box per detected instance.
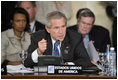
[46,11,67,27]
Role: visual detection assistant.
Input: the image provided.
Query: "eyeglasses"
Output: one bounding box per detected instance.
[80,21,93,27]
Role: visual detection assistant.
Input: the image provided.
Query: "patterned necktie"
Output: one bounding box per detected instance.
[52,41,59,56]
[82,35,85,46]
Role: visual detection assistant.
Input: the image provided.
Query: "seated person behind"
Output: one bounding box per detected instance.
[18,1,45,33]
[68,8,111,63]
[1,7,31,65]
[24,11,92,68]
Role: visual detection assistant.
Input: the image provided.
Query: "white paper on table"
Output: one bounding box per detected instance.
[88,41,99,62]
[88,41,104,70]
[7,64,33,73]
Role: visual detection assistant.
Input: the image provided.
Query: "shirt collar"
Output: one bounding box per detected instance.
[51,37,61,47]
[51,37,56,46]
[30,20,36,32]
[77,25,89,38]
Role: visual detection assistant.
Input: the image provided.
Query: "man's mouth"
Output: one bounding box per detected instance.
[58,35,64,38]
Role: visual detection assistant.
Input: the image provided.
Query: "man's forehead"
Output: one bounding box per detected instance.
[80,17,94,22]
[81,16,93,19]
[50,18,65,23]
[50,17,65,21]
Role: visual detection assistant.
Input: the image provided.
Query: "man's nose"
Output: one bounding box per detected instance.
[59,27,63,33]
[83,24,87,28]
[83,23,89,28]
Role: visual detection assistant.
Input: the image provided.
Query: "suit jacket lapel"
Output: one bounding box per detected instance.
[35,21,38,31]
[45,34,53,55]
[61,35,71,57]
[89,32,93,41]
[89,28,96,44]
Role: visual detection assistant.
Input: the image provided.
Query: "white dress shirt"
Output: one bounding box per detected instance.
[30,20,36,33]
[83,34,92,59]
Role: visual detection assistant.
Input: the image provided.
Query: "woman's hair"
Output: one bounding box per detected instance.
[10,7,30,31]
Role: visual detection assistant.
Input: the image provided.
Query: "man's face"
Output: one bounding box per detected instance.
[78,16,94,35]
[20,1,36,22]
[46,17,66,42]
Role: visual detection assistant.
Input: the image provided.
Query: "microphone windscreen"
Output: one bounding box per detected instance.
[56,40,60,44]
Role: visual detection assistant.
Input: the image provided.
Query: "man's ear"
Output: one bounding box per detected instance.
[77,19,81,25]
[45,26,50,33]
[77,18,80,23]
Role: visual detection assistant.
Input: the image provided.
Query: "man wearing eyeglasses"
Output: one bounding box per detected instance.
[68,8,111,61]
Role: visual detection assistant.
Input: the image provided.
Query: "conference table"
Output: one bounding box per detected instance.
[1,72,117,79]
[1,64,117,79]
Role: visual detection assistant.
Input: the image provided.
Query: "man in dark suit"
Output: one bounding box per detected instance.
[24,11,92,68]
[68,8,111,59]
[18,1,45,33]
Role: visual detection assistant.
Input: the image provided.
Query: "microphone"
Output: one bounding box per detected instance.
[56,40,64,65]
[56,40,60,44]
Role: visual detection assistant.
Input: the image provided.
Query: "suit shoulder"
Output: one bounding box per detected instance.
[92,25,109,33]
[66,29,82,46]
[36,21,45,26]
[94,25,109,31]
[1,29,12,37]
[1,30,8,35]
[35,20,45,30]
[67,25,77,31]
[67,29,82,39]
[31,30,46,38]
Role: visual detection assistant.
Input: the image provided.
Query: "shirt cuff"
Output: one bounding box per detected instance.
[32,49,39,63]
[67,62,75,65]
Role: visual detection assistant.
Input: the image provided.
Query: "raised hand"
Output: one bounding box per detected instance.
[37,38,47,55]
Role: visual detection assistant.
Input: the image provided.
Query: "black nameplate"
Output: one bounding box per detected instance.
[48,65,82,75]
